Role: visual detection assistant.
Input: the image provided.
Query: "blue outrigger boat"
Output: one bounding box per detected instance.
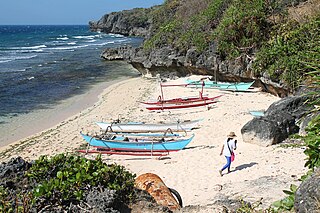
[80,133,195,152]
[185,79,255,91]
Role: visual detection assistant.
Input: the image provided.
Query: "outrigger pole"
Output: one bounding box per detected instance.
[160,82,164,101]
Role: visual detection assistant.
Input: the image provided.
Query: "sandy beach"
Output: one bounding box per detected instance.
[0,75,307,210]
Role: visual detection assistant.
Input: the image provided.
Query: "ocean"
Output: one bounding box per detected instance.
[0,25,143,145]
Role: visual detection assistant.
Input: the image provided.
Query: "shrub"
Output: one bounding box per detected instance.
[253,14,320,90]
[213,0,269,59]
[27,154,136,206]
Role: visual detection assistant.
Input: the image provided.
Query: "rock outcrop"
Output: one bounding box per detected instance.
[101,45,289,97]
[241,95,313,146]
[92,0,318,98]
[89,7,154,37]
[295,168,320,213]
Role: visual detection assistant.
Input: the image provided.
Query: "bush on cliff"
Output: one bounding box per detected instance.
[142,0,319,92]
[144,0,228,51]
[253,13,320,90]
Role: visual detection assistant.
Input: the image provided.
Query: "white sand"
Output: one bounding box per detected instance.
[0,75,307,210]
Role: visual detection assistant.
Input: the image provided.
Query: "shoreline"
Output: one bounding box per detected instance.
[0,76,156,157]
[0,76,131,149]
[0,75,308,209]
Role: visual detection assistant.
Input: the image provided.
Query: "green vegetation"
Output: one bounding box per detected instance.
[272,184,297,212]
[143,0,319,91]
[303,116,320,170]
[271,56,320,212]
[301,60,320,172]
[213,0,269,59]
[123,8,152,27]
[28,154,135,202]
[296,45,320,173]
[0,154,136,212]
[145,0,271,55]
[253,14,320,90]
[144,0,228,51]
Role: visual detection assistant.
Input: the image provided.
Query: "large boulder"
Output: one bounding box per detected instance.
[241,96,312,146]
[295,168,320,213]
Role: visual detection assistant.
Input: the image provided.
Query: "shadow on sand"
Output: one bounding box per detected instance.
[234,162,258,171]
[123,156,172,161]
[184,145,215,150]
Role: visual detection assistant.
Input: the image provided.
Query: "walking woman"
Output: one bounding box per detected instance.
[219,131,237,176]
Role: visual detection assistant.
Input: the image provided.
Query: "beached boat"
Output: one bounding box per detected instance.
[96,119,202,132]
[80,133,195,152]
[144,99,216,111]
[185,79,255,91]
[141,94,222,105]
[94,131,186,142]
[141,82,218,110]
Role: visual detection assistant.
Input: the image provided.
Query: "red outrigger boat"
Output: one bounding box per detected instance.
[142,82,221,110]
[145,99,217,111]
[141,94,222,105]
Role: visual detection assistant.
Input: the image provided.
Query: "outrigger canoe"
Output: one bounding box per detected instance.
[141,95,222,105]
[80,133,195,152]
[144,99,216,111]
[92,131,186,142]
[185,79,255,91]
[96,119,202,132]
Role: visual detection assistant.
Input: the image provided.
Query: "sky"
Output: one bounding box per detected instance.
[0,0,164,25]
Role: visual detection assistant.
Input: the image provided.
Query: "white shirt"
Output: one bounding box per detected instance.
[222,138,237,157]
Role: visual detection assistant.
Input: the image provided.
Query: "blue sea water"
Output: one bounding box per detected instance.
[0,25,142,121]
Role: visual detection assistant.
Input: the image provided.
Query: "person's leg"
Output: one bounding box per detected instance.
[220,156,231,176]
[227,161,232,173]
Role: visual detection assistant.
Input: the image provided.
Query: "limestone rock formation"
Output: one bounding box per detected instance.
[101,45,289,96]
[295,168,320,213]
[89,8,153,37]
[241,96,313,146]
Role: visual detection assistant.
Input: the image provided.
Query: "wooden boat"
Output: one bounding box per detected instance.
[140,81,218,111]
[141,94,222,105]
[80,133,195,152]
[185,79,255,91]
[145,99,216,111]
[93,132,186,142]
[96,119,202,132]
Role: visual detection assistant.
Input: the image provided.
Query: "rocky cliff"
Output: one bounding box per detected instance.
[100,45,288,97]
[89,7,155,37]
[90,0,318,97]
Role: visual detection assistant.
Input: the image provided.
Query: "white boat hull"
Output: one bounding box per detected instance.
[96,119,202,133]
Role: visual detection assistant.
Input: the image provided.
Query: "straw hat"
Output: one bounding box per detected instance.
[227,131,237,138]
